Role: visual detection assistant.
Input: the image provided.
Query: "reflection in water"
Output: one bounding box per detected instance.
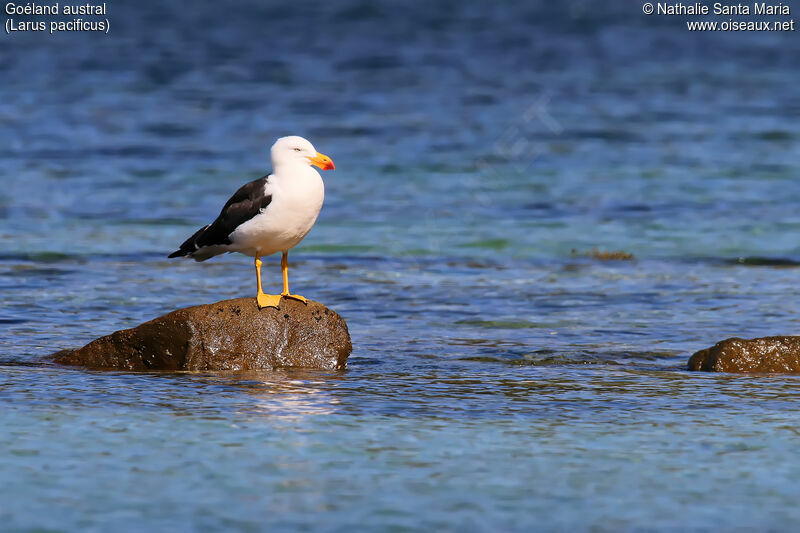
[224,370,345,418]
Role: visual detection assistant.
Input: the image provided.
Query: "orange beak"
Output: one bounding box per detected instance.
[308,152,335,171]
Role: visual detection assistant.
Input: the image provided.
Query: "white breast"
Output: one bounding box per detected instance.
[228,165,325,257]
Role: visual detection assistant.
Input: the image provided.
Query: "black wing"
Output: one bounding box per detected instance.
[168,176,272,260]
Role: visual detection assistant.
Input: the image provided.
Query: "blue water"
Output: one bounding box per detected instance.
[3,0,800,530]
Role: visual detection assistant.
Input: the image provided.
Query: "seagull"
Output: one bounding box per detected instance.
[168,136,335,309]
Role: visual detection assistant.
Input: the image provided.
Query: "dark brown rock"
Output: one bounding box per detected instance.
[688,336,800,374]
[52,298,351,371]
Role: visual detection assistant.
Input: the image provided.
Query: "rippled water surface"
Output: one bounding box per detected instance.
[3,1,800,530]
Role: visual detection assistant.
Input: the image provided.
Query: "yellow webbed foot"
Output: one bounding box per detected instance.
[281,293,307,304]
[257,293,282,309]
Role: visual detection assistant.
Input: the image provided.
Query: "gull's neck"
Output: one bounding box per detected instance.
[272,162,319,179]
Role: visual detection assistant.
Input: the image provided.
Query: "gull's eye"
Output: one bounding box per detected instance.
[293,147,302,152]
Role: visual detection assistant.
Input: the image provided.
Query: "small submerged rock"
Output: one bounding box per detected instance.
[570,248,635,261]
[688,336,800,374]
[52,298,351,371]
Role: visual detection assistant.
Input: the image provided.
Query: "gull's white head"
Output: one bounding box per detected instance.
[270,135,335,171]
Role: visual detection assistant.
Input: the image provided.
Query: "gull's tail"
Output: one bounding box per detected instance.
[168,225,212,260]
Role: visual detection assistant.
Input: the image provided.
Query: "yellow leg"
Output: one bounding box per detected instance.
[255,252,281,309]
[280,251,307,304]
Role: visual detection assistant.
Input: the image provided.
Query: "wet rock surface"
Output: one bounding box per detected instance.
[52,298,351,371]
[688,336,800,374]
